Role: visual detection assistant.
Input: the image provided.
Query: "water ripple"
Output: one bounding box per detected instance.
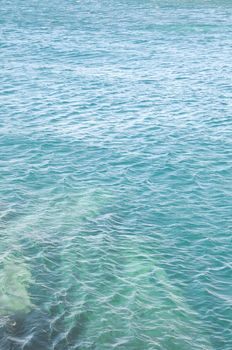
[1,0,232,349]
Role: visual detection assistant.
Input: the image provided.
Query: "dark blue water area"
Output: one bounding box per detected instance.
[0,0,232,349]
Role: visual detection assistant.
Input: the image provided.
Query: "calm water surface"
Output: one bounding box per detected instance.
[0,0,232,349]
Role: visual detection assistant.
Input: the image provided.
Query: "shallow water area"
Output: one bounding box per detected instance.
[1,0,232,349]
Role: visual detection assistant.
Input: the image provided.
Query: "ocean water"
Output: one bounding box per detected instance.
[0,0,232,349]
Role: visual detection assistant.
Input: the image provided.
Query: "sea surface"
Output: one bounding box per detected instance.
[0,0,232,349]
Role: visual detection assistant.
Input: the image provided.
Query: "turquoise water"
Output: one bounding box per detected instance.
[1,0,232,349]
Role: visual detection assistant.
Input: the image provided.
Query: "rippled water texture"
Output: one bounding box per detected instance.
[1,0,232,349]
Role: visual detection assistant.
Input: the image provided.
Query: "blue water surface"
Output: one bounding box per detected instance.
[0,0,232,349]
